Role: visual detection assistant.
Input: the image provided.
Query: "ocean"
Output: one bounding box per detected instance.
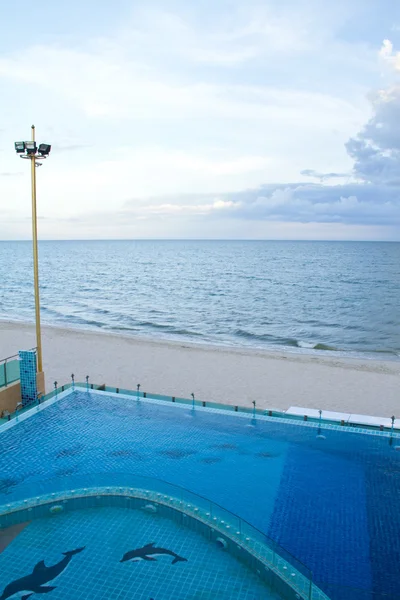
[0,240,399,359]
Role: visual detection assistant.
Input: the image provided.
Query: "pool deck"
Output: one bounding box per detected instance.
[286,406,400,429]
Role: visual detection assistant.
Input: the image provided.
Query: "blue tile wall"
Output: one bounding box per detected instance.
[18,350,37,407]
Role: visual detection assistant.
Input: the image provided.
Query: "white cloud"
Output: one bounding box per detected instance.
[379,39,400,71]
[115,4,316,69]
[139,198,238,216]
[0,42,362,125]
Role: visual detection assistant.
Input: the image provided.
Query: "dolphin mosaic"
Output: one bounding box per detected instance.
[0,547,85,599]
[120,542,187,565]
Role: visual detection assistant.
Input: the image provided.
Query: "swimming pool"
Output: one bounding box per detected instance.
[0,388,399,599]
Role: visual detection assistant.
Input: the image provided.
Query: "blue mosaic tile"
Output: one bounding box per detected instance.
[268,443,371,600]
[18,350,37,406]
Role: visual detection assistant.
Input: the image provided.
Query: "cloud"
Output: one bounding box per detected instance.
[379,39,400,71]
[0,42,359,124]
[230,184,399,225]
[121,6,314,68]
[346,86,400,184]
[300,169,349,181]
[139,198,237,216]
[98,178,399,228]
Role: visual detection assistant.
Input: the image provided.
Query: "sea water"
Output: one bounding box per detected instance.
[0,240,399,359]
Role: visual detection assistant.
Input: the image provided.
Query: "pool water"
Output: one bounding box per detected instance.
[0,507,276,599]
[0,389,399,599]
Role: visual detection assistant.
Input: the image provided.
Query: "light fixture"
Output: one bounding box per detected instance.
[14,141,25,153]
[25,141,37,155]
[38,143,51,156]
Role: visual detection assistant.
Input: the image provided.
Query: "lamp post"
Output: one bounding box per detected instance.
[14,126,51,373]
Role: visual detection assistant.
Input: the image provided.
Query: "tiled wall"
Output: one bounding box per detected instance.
[18,351,37,407]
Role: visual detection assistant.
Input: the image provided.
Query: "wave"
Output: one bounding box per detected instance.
[60,314,107,329]
[93,307,111,316]
[103,316,203,339]
[297,341,338,351]
[234,329,339,351]
[135,320,203,337]
[234,328,299,346]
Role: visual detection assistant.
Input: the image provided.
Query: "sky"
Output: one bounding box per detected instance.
[1,0,400,240]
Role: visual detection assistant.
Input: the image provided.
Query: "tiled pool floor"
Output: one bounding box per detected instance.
[0,507,277,599]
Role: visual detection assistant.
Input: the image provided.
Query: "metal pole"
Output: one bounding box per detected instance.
[30,125,43,373]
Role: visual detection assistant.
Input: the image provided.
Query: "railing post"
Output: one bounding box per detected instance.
[3,361,7,388]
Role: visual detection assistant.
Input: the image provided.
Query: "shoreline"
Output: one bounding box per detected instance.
[1,316,398,365]
[0,320,399,416]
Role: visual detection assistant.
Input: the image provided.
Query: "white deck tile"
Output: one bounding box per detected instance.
[348,414,399,429]
[286,406,351,422]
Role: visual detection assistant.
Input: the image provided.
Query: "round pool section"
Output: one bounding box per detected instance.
[0,487,328,600]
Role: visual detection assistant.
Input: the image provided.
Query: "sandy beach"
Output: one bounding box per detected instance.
[0,320,399,417]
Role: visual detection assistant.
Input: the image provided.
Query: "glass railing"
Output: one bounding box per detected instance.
[0,356,20,389]
[93,384,398,434]
[0,348,38,390]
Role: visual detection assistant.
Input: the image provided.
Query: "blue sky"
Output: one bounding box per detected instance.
[1,0,400,240]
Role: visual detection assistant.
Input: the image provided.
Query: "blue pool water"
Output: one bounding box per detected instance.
[0,390,399,599]
[0,507,275,599]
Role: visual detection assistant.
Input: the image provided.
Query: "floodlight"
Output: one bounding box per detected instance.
[14,141,25,153]
[38,143,51,156]
[25,141,37,154]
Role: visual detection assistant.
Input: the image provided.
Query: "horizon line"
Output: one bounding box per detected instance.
[0,238,399,243]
